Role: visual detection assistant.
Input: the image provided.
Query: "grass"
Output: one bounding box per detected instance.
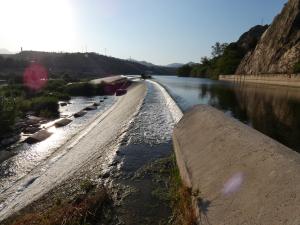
[167,155,197,225]
[7,180,112,225]
[135,154,197,225]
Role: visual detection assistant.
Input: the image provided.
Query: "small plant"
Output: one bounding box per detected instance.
[80,179,95,193]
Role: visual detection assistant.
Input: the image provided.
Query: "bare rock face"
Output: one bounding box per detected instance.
[236,0,300,75]
[237,25,269,52]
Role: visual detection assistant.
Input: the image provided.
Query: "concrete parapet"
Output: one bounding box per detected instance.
[173,105,300,225]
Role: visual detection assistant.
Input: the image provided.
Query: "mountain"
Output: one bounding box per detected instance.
[166,63,184,68]
[128,59,156,67]
[236,25,269,52]
[0,48,13,54]
[0,51,176,77]
[236,0,300,74]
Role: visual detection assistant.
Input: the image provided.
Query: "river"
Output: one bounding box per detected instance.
[153,76,300,152]
[0,96,115,212]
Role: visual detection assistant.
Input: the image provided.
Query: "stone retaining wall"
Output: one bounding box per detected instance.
[220,74,300,87]
[173,105,300,225]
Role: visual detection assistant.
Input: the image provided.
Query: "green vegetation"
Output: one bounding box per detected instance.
[177,42,246,79]
[31,96,59,118]
[0,51,176,78]
[0,78,106,139]
[177,65,192,77]
[137,155,197,225]
[66,82,105,97]
[293,61,300,73]
[0,97,17,137]
[167,155,197,225]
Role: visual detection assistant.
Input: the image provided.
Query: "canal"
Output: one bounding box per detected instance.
[154,76,300,152]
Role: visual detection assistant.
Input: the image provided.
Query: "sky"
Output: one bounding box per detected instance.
[0,0,287,65]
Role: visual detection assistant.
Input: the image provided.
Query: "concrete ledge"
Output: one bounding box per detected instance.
[220,74,300,87]
[173,105,300,225]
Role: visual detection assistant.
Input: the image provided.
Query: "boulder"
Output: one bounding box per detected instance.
[84,105,97,111]
[54,118,72,127]
[0,151,16,163]
[23,126,41,134]
[73,110,87,118]
[24,130,52,144]
[60,102,68,107]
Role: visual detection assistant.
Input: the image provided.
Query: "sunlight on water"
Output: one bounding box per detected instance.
[0,96,115,193]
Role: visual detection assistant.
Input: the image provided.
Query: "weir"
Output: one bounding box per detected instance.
[173,105,300,224]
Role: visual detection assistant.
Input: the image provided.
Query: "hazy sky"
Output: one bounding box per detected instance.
[0,0,287,65]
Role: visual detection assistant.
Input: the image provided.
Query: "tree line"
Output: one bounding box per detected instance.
[177,42,246,79]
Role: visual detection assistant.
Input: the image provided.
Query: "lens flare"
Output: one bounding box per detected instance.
[23,63,48,91]
[222,172,244,196]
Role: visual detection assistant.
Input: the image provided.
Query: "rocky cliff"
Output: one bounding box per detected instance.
[236,25,269,52]
[236,0,300,75]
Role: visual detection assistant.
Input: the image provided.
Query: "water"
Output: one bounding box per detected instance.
[153,76,300,152]
[0,96,115,199]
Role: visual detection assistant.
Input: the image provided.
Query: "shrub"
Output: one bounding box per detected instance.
[49,92,71,101]
[66,82,96,96]
[45,79,67,92]
[31,96,59,118]
[66,82,105,97]
[0,97,17,136]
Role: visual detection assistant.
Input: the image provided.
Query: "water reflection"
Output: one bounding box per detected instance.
[154,76,300,152]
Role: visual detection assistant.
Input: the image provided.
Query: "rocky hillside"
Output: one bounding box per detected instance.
[236,25,269,52]
[0,51,176,78]
[236,0,300,75]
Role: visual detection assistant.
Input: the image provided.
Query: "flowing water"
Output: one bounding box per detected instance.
[154,76,300,152]
[0,96,115,211]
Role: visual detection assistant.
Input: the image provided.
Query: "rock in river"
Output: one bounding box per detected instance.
[54,118,72,127]
[84,105,97,111]
[73,110,87,118]
[24,130,53,144]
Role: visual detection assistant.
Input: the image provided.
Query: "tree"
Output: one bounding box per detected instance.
[211,42,228,58]
[177,64,192,77]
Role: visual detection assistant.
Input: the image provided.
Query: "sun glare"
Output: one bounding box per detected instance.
[0,0,77,52]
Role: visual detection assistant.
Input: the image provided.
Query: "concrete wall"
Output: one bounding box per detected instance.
[220,74,300,87]
[173,105,300,225]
